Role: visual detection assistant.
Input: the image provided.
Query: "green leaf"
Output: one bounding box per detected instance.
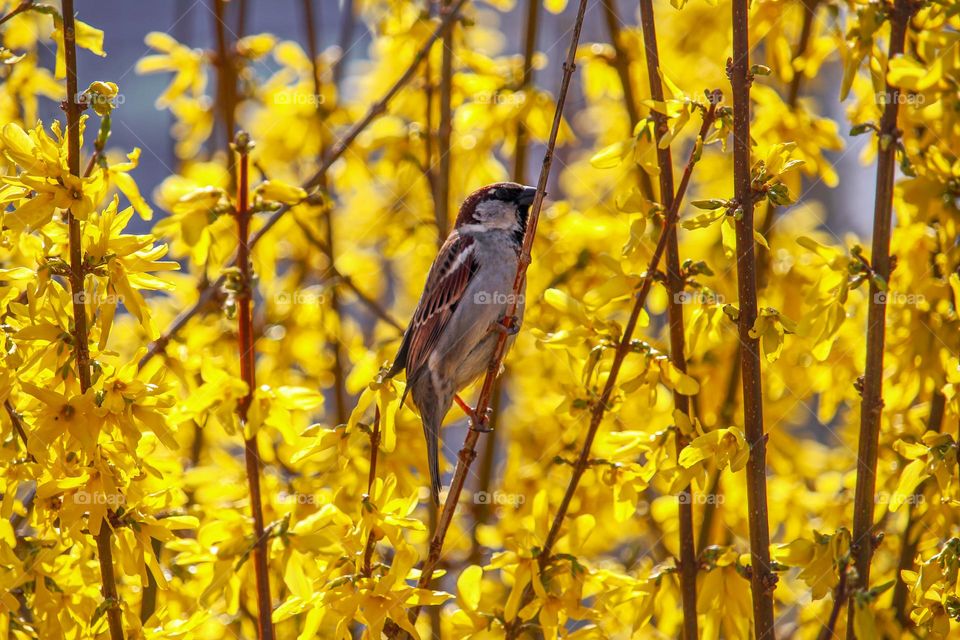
[691,199,727,210]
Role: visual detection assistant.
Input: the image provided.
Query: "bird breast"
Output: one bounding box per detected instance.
[432,230,526,391]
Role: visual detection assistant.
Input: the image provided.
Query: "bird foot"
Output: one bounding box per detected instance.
[454,394,494,432]
[470,407,495,432]
[490,315,520,336]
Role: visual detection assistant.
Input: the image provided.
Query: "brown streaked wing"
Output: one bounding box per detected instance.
[403,232,479,385]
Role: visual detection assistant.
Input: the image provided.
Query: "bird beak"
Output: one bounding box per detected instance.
[517,186,539,206]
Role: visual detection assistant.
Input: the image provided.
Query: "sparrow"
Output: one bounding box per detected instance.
[386,182,538,504]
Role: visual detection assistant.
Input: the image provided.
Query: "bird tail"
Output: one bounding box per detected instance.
[398,378,411,412]
[423,419,442,506]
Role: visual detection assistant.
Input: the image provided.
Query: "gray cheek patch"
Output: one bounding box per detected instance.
[474,200,516,228]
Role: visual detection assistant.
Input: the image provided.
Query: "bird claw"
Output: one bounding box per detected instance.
[490,315,520,336]
[470,408,495,432]
[454,396,494,431]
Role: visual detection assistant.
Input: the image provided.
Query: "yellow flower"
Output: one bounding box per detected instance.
[135,32,206,107]
[255,179,308,205]
[773,529,850,600]
[84,80,119,116]
[83,197,178,345]
[0,121,99,229]
[104,147,154,220]
[19,383,98,458]
[51,15,105,78]
[679,427,750,473]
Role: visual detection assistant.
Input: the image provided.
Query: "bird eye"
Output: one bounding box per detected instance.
[494,187,510,200]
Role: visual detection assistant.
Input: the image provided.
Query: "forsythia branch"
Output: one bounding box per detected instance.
[638,0,698,636]
[730,0,777,635]
[849,4,916,634]
[505,95,722,638]
[390,0,592,634]
[61,2,124,639]
[233,132,275,640]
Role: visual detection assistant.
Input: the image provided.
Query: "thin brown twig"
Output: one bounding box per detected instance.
[139,0,470,370]
[361,407,382,577]
[785,0,820,108]
[422,0,437,205]
[233,133,274,640]
[817,559,849,640]
[601,0,655,202]
[602,0,638,128]
[434,0,454,243]
[469,0,541,566]
[61,2,124,638]
[505,97,721,639]
[731,0,777,634]
[323,217,349,425]
[301,0,348,425]
[848,1,915,635]
[301,0,322,100]
[697,355,740,555]
[469,377,501,564]
[234,0,248,36]
[60,7,91,396]
[699,0,819,551]
[0,0,33,27]
[294,217,404,331]
[638,0,697,636]
[212,0,238,188]
[390,1,591,635]
[5,400,32,461]
[512,0,540,183]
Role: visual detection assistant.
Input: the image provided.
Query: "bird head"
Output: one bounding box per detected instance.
[454,182,539,238]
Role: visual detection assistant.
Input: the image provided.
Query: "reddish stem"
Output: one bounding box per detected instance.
[234,135,275,640]
[212,0,239,188]
[701,0,821,552]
